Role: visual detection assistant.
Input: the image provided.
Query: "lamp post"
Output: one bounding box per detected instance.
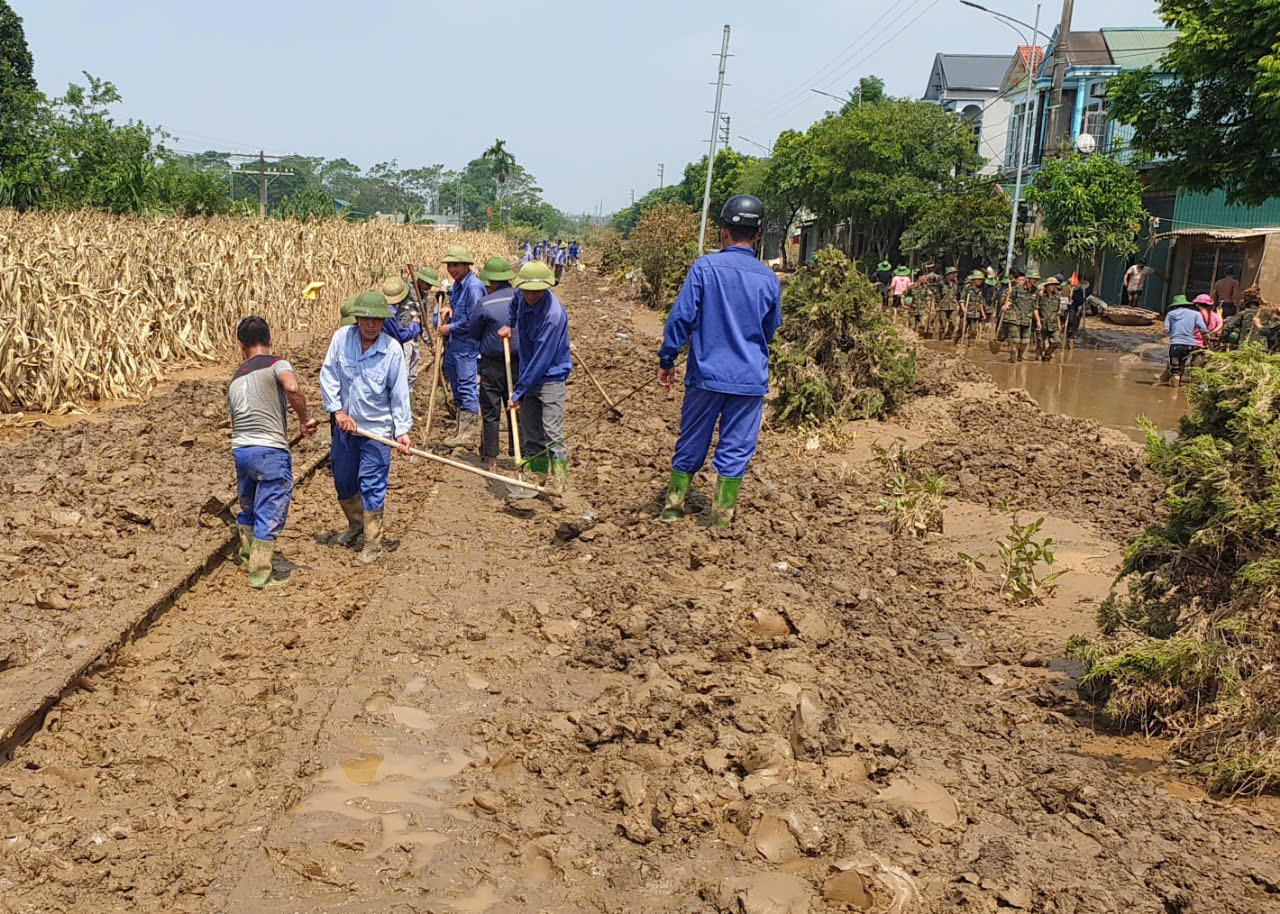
[736,136,772,154]
[959,0,1047,276]
[811,87,862,109]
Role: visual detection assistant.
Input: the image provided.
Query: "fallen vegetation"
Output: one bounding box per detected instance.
[1069,345,1280,793]
[771,248,917,425]
[0,211,509,412]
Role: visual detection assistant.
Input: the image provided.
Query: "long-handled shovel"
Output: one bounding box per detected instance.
[502,338,540,499]
[355,427,550,496]
[573,349,623,421]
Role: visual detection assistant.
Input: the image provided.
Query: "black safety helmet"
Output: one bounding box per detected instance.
[720,194,764,229]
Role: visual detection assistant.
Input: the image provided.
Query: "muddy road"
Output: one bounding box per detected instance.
[2,268,1278,914]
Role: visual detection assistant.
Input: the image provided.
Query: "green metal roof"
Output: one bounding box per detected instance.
[1101,28,1179,70]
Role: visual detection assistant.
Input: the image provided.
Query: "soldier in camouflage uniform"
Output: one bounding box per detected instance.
[956,270,987,344]
[999,269,1039,362]
[938,266,960,341]
[1035,276,1062,361]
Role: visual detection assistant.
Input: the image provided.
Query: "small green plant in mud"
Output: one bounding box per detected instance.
[995,515,1066,604]
[771,247,917,426]
[1069,347,1280,794]
[873,438,946,537]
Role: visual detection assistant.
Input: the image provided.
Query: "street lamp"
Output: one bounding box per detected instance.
[811,87,862,109]
[959,0,1046,276]
[737,136,772,154]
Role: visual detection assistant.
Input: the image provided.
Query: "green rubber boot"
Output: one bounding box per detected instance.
[658,471,692,523]
[237,524,253,565]
[358,509,384,565]
[334,496,364,547]
[522,454,550,484]
[247,538,274,588]
[548,459,568,496]
[710,476,742,529]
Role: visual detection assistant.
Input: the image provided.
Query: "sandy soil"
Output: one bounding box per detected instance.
[2,268,1278,914]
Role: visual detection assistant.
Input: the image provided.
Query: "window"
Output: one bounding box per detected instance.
[961,104,983,144]
[1005,99,1035,172]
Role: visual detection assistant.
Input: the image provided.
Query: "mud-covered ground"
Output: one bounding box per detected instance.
[2,268,1278,914]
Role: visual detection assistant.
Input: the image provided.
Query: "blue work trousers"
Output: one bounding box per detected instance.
[331,427,392,512]
[443,342,480,413]
[234,445,294,542]
[672,387,765,479]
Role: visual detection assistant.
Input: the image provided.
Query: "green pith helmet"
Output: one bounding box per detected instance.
[1169,294,1192,307]
[380,277,409,305]
[1025,269,1041,281]
[984,277,997,287]
[339,294,359,327]
[348,290,394,320]
[877,260,891,272]
[894,266,910,276]
[415,266,442,287]
[967,270,986,281]
[478,257,517,283]
[945,266,958,276]
[442,246,474,264]
[514,261,556,291]
[1038,279,1061,291]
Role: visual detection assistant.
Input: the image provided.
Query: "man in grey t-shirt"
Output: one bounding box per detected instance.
[228,316,318,588]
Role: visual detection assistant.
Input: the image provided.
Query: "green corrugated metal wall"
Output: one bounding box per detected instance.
[1173,189,1280,232]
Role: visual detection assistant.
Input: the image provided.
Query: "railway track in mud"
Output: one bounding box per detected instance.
[3,269,1280,914]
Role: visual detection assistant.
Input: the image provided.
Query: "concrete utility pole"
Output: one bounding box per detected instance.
[698,24,732,252]
[226,152,291,217]
[720,114,732,148]
[1044,0,1074,157]
[658,163,664,189]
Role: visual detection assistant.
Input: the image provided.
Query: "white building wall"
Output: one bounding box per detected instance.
[977,95,1012,175]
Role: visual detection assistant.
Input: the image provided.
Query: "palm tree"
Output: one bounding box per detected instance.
[482,139,516,217]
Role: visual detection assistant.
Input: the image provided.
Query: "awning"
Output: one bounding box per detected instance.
[1155,226,1280,242]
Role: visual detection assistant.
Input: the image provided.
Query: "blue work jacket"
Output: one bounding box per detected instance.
[447,272,487,353]
[471,286,518,358]
[507,289,571,402]
[658,245,782,396]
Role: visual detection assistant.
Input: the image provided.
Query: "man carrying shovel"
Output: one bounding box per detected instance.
[320,291,413,565]
[228,316,319,588]
[470,257,520,473]
[438,246,485,448]
[656,194,782,528]
[498,261,573,496]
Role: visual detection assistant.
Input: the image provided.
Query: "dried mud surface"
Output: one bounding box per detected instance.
[2,269,1278,914]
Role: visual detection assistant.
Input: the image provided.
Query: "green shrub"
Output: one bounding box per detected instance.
[771,247,916,425]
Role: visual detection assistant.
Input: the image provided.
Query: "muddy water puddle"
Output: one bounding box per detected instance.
[938,344,1188,443]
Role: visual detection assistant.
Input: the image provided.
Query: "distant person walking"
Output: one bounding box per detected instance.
[1158,294,1208,388]
[1124,259,1155,307]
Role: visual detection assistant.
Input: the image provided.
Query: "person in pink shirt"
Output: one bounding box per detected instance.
[888,266,912,311]
[1193,293,1223,347]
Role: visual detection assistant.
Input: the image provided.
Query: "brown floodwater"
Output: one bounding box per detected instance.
[943,344,1189,444]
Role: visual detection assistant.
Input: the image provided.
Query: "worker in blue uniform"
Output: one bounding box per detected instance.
[438,246,486,448]
[656,194,782,528]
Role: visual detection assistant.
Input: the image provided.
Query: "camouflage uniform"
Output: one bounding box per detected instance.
[939,277,960,339]
[1000,282,1038,359]
[959,285,986,341]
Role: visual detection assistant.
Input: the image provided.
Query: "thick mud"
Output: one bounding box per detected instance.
[2,269,1278,914]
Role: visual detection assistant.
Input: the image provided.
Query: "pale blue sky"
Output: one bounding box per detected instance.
[16,0,1160,214]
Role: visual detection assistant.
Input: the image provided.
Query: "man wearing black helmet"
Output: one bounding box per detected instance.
[656,194,783,528]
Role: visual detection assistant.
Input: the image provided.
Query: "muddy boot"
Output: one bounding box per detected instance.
[709,476,742,529]
[658,470,693,522]
[334,496,364,547]
[1171,372,1182,389]
[1009,343,1018,363]
[547,459,568,497]
[521,454,550,485]
[443,410,478,448]
[246,538,277,589]
[237,523,253,565]
[1016,343,1026,362]
[357,509,384,565]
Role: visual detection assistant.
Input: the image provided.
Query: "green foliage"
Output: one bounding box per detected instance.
[771,248,917,425]
[804,98,984,256]
[628,203,699,309]
[873,440,946,537]
[274,185,340,222]
[0,0,38,176]
[1074,346,1280,793]
[995,515,1066,604]
[676,147,759,230]
[1108,0,1280,206]
[1023,154,1148,267]
[900,186,1015,264]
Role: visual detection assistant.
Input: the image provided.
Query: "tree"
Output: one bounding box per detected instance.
[1108,0,1280,206]
[676,148,757,228]
[0,0,37,165]
[1023,154,1148,276]
[900,186,1016,266]
[804,98,983,258]
[610,185,686,235]
[483,138,517,221]
[762,130,815,269]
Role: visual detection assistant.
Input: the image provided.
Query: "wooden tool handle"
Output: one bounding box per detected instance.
[354,427,550,494]
[502,337,523,465]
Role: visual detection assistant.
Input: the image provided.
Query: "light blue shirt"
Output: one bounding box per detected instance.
[1164,307,1207,347]
[320,326,413,439]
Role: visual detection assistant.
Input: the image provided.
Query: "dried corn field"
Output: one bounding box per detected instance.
[0,211,511,413]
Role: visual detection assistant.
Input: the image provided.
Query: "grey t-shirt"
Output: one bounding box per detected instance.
[228,355,293,450]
